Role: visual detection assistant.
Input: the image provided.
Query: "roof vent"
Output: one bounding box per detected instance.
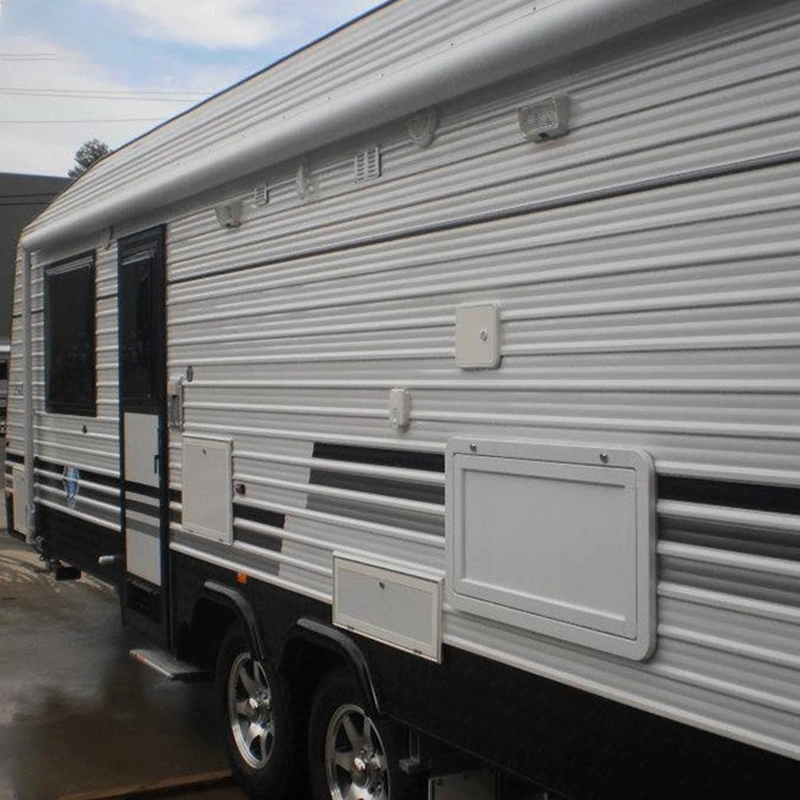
[354,144,381,183]
[518,94,570,142]
[407,107,438,148]
[253,184,269,206]
[214,200,242,229]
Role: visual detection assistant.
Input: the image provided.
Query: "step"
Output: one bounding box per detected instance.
[130,648,211,682]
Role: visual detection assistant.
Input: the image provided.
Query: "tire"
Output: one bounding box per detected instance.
[214,625,301,799]
[308,668,421,800]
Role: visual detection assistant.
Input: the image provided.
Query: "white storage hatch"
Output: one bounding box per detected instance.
[446,438,656,660]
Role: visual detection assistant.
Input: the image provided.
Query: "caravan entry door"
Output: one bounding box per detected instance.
[118,227,169,646]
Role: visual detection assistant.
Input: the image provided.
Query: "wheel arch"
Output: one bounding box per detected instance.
[182,580,266,669]
[279,617,381,718]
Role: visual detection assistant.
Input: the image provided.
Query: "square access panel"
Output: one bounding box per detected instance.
[182,435,233,544]
[446,438,656,660]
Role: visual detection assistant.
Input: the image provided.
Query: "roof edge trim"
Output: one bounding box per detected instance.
[20,0,712,253]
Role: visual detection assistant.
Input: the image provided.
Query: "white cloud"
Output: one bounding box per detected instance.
[90,0,279,49]
[0,36,204,176]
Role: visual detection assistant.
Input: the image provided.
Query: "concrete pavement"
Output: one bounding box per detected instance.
[0,530,248,800]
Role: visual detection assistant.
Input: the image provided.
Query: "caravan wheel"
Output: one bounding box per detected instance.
[214,626,301,799]
[308,669,420,800]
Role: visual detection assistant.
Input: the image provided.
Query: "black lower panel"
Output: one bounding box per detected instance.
[171,552,800,800]
[365,642,800,799]
[37,504,123,586]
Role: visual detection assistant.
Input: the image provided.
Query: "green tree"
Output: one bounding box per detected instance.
[68,138,111,178]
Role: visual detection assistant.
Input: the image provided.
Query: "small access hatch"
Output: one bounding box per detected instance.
[446,438,655,660]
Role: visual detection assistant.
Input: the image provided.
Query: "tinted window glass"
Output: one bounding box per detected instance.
[120,257,158,411]
[45,257,96,416]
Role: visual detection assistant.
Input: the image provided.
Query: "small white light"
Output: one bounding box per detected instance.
[296,159,314,200]
[407,107,438,148]
[389,387,412,430]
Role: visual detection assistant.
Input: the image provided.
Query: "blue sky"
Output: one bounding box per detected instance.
[0,0,382,175]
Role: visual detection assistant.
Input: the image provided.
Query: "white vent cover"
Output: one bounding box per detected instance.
[296,159,314,201]
[253,184,269,206]
[407,107,438,148]
[519,94,570,141]
[214,200,242,229]
[354,145,381,183]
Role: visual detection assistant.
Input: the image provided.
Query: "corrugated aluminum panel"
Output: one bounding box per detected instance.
[163,2,800,282]
[5,246,121,526]
[156,0,800,762]
[5,0,800,767]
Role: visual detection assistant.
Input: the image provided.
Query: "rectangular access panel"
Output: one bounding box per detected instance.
[446,438,656,660]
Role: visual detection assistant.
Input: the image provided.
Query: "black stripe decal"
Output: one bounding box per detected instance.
[126,497,160,518]
[234,503,286,529]
[232,504,284,556]
[310,469,445,506]
[34,457,120,490]
[310,442,444,506]
[658,477,800,516]
[234,527,283,552]
[312,443,444,473]
[124,480,161,499]
[37,473,119,506]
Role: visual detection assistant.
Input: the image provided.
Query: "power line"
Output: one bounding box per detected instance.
[0,118,164,123]
[0,54,61,61]
[0,88,209,100]
[0,193,62,199]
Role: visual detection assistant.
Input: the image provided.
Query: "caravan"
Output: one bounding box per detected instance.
[5,0,800,797]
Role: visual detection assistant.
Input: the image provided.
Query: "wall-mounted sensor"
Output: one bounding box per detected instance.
[518,94,570,142]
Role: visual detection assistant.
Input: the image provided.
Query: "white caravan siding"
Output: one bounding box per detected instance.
[5,244,121,530]
[5,0,799,766]
[162,1,800,761]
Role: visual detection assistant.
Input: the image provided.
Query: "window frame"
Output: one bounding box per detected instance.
[43,252,97,417]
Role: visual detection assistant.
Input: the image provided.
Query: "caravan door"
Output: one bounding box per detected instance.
[118,227,169,645]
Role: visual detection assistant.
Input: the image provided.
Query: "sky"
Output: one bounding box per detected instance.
[0,0,382,176]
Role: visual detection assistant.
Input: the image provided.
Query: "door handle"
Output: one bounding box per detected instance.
[153,453,160,475]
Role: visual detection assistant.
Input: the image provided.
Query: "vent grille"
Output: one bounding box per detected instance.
[518,94,570,141]
[253,184,269,206]
[354,145,381,183]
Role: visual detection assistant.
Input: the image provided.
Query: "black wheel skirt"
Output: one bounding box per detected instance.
[37,504,122,586]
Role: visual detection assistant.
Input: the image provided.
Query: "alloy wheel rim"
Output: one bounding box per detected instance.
[325,702,390,800]
[228,651,275,769]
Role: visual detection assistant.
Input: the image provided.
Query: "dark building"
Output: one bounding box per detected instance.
[1,172,71,433]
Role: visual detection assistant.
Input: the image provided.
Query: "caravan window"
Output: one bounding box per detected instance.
[44,254,96,416]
